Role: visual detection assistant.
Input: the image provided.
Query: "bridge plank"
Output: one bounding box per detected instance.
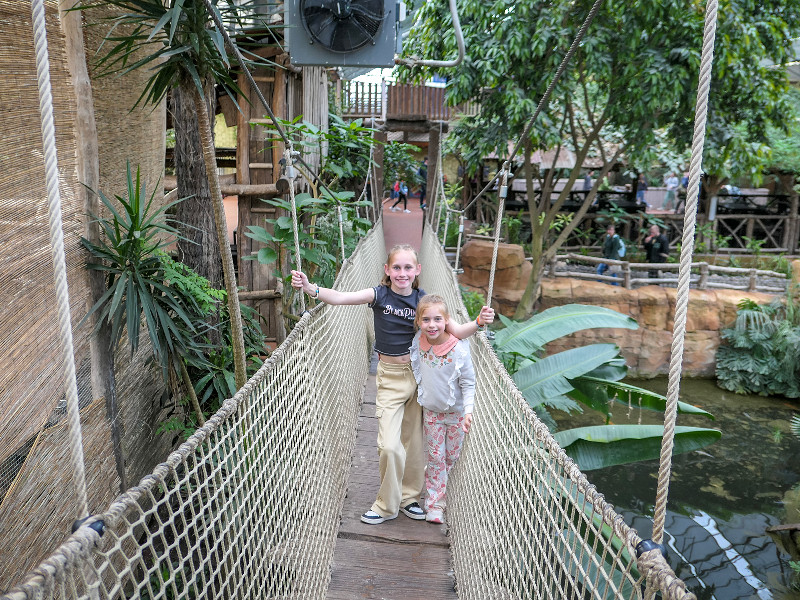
[326,367,458,599]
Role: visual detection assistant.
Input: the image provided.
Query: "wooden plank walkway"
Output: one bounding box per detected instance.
[326,364,458,600]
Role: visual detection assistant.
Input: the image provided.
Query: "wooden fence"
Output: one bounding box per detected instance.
[551,253,788,294]
[338,80,478,121]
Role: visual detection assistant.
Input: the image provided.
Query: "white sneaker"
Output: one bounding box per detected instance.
[361,510,397,525]
[403,209,411,213]
[391,207,399,212]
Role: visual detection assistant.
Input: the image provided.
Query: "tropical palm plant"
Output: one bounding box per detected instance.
[492,304,720,470]
[82,163,208,423]
[83,0,277,389]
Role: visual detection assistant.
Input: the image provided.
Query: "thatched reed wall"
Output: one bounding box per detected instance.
[0,0,169,589]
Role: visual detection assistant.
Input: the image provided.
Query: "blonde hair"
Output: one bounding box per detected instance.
[414,294,449,329]
[380,243,420,289]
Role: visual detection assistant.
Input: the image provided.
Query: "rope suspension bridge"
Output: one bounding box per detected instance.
[1,0,730,595]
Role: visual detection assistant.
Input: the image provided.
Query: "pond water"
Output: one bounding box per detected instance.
[556,378,800,600]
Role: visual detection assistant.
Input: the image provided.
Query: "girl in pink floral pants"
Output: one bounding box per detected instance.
[410,295,476,524]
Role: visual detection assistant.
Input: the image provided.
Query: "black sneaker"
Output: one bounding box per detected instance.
[400,502,426,520]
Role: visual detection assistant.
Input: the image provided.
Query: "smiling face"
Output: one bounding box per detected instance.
[384,249,421,295]
[419,303,450,345]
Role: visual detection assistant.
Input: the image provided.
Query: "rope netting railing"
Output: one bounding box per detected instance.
[2,223,386,600]
[418,223,696,600]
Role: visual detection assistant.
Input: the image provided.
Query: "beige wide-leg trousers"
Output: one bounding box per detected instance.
[370,361,424,517]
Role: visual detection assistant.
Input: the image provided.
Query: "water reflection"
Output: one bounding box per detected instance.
[555,378,800,599]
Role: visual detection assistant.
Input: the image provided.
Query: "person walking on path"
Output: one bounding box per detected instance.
[409,295,475,525]
[291,245,494,525]
[418,158,428,209]
[596,224,623,285]
[391,180,410,213]
[643,224,670,278]
[664,172,679,211]
[636,173,648,207]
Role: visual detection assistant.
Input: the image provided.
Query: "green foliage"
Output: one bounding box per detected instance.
[244,190,372,289]
[503,215,523,245]
[256,114,377,192]
[82,163,268,436]
[492,304,719,469]
[401,0,800,310]
[82,162,193,372]
[716,295,800,398]
[384,141,424,188]
[765,87,800,173]
[553,425,722,471]
[460,286,485,320]
[82,0,273,108]
[244,115,374,294]
[791,414,800,439]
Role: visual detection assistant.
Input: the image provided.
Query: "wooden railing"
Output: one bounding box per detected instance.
[338,80,478,121]
[549,253,788,293]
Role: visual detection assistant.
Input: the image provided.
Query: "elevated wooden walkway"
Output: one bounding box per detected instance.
[326,371,458,600]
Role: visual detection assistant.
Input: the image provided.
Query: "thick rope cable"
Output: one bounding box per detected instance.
[453,212,465,271]
[651,0,719,547]
[485,166,510,306]
[461,0,604,214]
[336,203,346,262]
[31,0,89,519]
[285,147,306,313]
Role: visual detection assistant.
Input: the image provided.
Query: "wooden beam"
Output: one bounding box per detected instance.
[238,289,282,300]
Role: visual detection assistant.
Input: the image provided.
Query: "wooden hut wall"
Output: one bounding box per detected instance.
[0,2,168,588]
[236,58,290,343]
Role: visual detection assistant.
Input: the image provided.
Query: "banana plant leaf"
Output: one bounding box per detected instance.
[567,376,714,422]
[554,425,722,471]
[494,305,638,357]
[513,344,621,406]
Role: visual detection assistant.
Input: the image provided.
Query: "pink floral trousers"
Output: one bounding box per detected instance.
[423,408,466,513]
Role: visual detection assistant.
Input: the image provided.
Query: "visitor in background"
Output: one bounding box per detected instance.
[391,180,410,213]
[596,224,622,286]
[583,170,594,192]
[410,295,475,525]
[418,157,428,209]
[643,224,670,278]
[664,172,679,211]
[636,173,648,207]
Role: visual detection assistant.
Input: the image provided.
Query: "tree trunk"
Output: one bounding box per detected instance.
[59,0,125,491]
[171,85,224,289]
[192,85,247,389]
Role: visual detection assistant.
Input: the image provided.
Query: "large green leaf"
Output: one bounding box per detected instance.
[554,425,722,471]
[494,305,638,357]
[513,344,620,405]
[568,376,715,421]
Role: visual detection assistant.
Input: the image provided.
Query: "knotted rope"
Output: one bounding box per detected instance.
[651,0,719,547]
[31,0,89,519]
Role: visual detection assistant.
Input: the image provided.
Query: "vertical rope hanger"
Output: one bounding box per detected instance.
[30,0,89,519]
[485,165,510,308]
[650,0,720,549]
[285,147,306,313]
